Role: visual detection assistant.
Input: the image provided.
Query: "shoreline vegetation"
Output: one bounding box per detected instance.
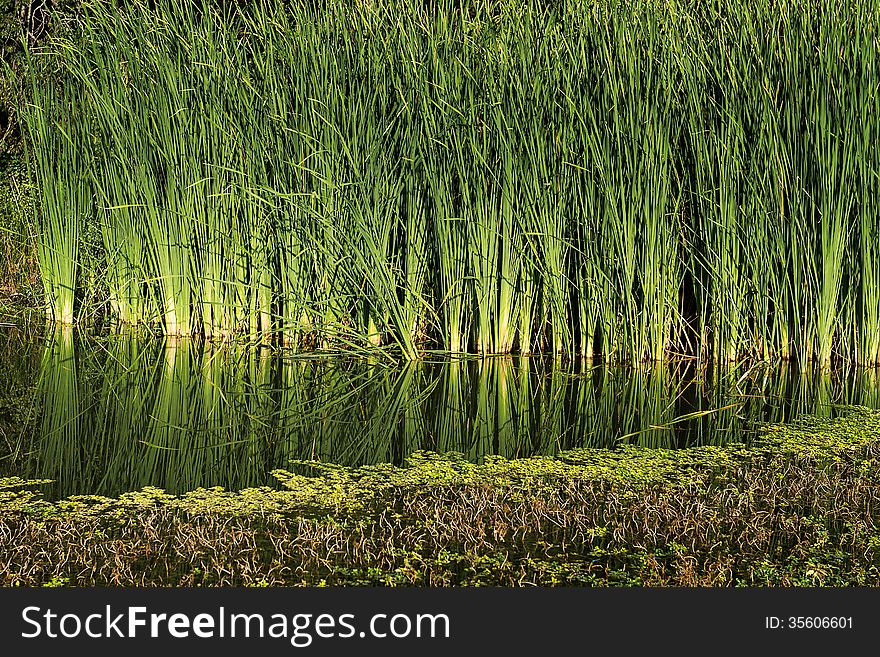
[2,408,879,586]
[6,0,880,364]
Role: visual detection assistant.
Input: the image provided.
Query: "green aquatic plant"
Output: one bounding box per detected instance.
[14,0,880,360]
[19,81,88,325]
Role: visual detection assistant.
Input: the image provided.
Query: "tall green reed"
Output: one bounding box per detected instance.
[16,0,880,364]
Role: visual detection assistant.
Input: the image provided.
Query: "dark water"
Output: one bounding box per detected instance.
[2,327,879,499]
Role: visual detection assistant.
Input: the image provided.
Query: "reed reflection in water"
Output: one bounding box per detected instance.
[15,330,880,498]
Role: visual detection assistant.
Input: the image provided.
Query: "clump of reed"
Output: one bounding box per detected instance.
[15,0,880,364]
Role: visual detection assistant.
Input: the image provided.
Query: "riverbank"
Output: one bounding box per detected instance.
[2,409,878,586]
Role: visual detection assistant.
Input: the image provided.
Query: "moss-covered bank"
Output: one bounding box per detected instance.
[1,408,879,586]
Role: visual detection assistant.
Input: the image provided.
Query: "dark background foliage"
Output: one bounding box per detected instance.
[2,0,65,159]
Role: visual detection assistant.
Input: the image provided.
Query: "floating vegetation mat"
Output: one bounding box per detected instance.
[2,409,880,586]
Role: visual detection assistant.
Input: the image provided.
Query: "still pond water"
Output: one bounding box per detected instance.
[2,327,879,499]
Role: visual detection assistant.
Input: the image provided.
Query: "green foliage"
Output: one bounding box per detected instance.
[0,156,40,307]
[13,0,880,362]
[1,0,84,317]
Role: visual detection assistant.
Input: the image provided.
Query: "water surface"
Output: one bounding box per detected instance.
[2,327,879,499]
